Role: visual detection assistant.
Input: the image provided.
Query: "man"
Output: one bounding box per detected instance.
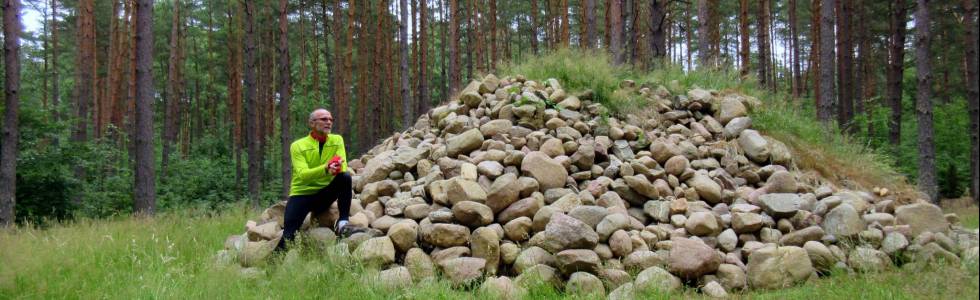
[277,108,363,251]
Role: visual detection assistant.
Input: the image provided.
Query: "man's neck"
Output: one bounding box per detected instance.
[310,130,328,143]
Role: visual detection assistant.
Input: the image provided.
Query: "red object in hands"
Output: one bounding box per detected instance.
[329,156,343,175]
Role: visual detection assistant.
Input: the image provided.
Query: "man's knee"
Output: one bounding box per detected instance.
[335,171,352,187]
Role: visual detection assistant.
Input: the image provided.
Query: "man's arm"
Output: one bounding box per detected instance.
[291,142,327,185]
[336,135,349,173]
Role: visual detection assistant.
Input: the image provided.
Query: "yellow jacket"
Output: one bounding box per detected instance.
[289,133,348,196]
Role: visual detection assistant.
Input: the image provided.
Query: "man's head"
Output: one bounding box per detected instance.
[308,108,333,135]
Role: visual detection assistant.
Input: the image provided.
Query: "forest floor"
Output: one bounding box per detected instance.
[0,201,977,300]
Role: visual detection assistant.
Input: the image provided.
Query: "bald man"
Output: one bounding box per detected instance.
[277,108,364,250]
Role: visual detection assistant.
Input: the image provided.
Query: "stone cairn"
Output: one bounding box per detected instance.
[218,74,979,298]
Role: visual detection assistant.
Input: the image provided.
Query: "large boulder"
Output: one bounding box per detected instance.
[471,227,501,275]
[486,173,521,213]
[439,257,487,286]
[533,213,599,253]
[633,266,682,293]
[758,193,802,218]
[738,130,770,164]
[687,173,723,204]
[555,249,602,276]
[716,97,748,125]
[444,178,487,206]
[566,272,606,296]
[847,247,892,272]
[521,151,569,190]
[424,223,471,248]
[685,211,721,236]
[747,246,814,289]
[353,237,396,266]
[405,248,436,280]
[668,237,722,279]
[822,204,864,238]
[894,203,950,237]
[453,201,494,227]
[446,128,485,157]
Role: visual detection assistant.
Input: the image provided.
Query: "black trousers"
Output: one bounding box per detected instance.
[276,172,352,250]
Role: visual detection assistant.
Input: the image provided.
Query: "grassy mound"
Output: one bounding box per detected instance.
[499,48,909,196]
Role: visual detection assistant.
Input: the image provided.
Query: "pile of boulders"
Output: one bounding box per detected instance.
[218,74,980,298]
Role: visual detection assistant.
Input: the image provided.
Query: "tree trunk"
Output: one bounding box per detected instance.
[609,0,623,65]
[72,0,97,206]
[163,0,183,178]
[279,0,292,202]
[530,0,539,53]
[817,0,835,123]
[134,0,156,215]
[50,0,59,125]
[226,2,244,201]
[756,0,771,89]
[836,0,854,132]
[582,0,595,48]
[418,0,430,115]
[810,0,821,102]
[1,0,22,226]
[340,0,354,138]
[649,0,667,60]
[789,0,801,98]
[244,0,260,208]
[449,0,459,92]
[399,0,411,129]
[915,0,937,202]
[490,0,497,69]
[739,0,750,77]
[697,0,718,68]
[962,0,979,201]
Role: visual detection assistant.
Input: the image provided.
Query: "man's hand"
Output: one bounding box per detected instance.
[327,160,342,175]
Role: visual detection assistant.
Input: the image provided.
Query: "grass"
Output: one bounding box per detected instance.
[2,204,977,300]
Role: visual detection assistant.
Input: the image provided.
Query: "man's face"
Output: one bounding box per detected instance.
[309,110,333,134]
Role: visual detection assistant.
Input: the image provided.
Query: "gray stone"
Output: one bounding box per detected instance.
[555,249,602,276]
[424,223,471,248]
[895,203,950,237]
[738,130,770,163]
[353,237,396,266]
[758,193,802,218]
[439,257,487,285]
[779,226,825,246]
[669,237,721,279]
[535,213,599,252]
[453,201,494,227]
[822,204,864,237]
[521,151,568,190]
[566,272,606,296]
[446,129,485,157]
[405,248,436,280]
[634,266,682,293]
[847,247,891,272]
[514,246,556,273]
[747,246,813,289]
[471,227,501,275]
[685,211,721,236]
